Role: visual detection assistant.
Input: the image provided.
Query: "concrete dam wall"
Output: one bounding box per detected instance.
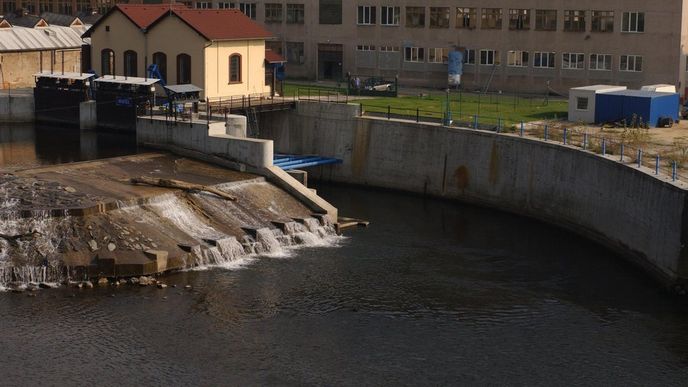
[259,101,688,290]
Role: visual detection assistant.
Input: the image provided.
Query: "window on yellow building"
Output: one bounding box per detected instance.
[177,54,191,84]
[124,50,137,77]
[229,54,242,83]
[101,49,114,75]
[153,52,167,82]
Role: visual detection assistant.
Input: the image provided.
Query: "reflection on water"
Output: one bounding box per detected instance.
[0,183,687,385]
[0,123,137,170]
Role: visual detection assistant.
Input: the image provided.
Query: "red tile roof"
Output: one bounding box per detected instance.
[172,9,273,41]
[115,4,186,30]
[84,4,274,40]
[265,49,286,64]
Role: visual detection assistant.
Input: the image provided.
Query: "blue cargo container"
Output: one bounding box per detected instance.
[594,90,679,127]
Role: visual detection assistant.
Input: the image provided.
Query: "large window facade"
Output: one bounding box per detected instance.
[509,9,530,30]
[507,50,528,67]
[428,48,449,63]
[404,47,425,62]
[429,7,449,28]
[590,54,612,71]
[620,55,643,72]
[286,42,305,64]
[405,6,425,28]
[456,7,476,29]
[535,10,557,31]
[591,11,614,32]
[533,52,555,68]
[564,10,586,32]
[265,3,283,23]
[562,53,584,69]
[464,49,476,64]
[286,4,304,24]
[357,5,376,25]
[238,2,256,19]
[480,49,499,65]
[319,0,342,24]
[622,12,644,32]
[481,8,502,29]
[381,6,400,26]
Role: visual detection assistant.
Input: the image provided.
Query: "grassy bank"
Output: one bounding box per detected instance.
[281,81,567,124]
[359,92,568,125]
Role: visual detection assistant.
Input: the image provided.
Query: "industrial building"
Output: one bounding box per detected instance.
[165,0,688,97]
[0,18,84,88]
[6,1,688,98]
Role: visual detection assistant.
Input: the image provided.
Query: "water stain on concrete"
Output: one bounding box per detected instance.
[455,166,469,192]
[489,141,500,186]
[351,120,371,177]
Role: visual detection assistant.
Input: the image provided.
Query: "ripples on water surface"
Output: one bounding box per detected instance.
[1,127,688,384]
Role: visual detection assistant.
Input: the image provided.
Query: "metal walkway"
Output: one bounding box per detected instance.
[273,154,342,170]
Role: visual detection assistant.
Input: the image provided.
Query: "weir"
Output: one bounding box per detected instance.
[0,153,339,290]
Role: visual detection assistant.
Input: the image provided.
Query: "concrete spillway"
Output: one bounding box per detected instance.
[0,153,338,289]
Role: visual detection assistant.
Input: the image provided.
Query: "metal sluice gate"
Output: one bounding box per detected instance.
[273,154,342,170]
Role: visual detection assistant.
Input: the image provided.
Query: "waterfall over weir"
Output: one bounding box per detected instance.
[0,174,340,290]
[127,191,339,270]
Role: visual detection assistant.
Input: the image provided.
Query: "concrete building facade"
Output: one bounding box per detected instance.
[177,0,688,96]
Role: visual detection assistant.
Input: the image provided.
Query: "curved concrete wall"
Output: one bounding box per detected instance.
[259,101,688,290]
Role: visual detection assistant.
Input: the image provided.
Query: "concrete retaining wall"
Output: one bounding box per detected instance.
[0,93,34,122]
[259,101,688,290]
[137,117,273,168]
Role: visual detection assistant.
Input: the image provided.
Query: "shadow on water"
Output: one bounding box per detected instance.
[0,123,137,170]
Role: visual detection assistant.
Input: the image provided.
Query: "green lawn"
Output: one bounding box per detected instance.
[281,82,346,97]
[280,81,568,125]
[358,92,568,126]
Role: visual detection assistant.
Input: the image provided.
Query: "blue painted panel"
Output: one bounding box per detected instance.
[595,91,679,127]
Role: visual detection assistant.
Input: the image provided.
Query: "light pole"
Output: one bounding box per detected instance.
[444,88,452,126]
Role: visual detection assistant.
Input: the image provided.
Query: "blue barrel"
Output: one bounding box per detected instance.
[448,51,464,86]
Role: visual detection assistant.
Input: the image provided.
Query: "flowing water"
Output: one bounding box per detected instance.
[1,125,688,384]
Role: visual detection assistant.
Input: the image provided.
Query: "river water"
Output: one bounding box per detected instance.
[1,125,688,385]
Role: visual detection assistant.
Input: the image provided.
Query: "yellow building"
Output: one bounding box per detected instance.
[83,4,276,99]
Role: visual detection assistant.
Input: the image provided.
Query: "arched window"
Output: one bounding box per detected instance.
[123,50,137,77]
[152,52,167,82]
[229,53,242,83]
[176,53,191,84]
[101,48,114,75]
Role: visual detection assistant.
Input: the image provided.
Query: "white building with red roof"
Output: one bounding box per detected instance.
[83,4,283,99]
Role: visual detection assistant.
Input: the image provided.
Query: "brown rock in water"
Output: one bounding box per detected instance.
[82,281,94,289]
[157,283,168,289]
[97,278,109,286]
[138,276,153,286]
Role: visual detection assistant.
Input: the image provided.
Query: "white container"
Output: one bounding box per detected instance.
[568,85,628,124]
